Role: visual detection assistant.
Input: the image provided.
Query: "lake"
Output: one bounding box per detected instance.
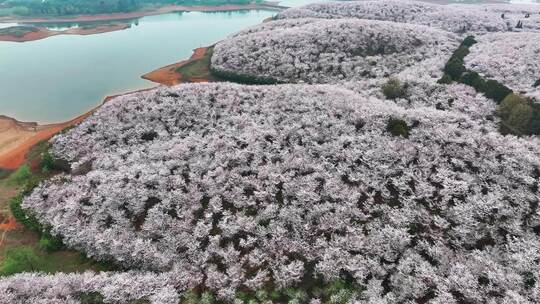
[0,10,275,123]
[1,0,539,123]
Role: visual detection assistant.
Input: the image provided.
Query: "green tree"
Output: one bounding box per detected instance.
[506,103,533,135]
[460,71,485,90]
[381,77,407,100]
[6,164,31,186]
[40,151,55,173]
[483,79,512,103]
[497,94,534,135]
[387,118,411,138]
[444,57,466,80]
[9,195,42,232]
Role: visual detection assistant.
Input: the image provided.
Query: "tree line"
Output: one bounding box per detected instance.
[0,0,261,16]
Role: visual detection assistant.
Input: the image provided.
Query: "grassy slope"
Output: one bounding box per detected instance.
[175,46,218,81]
[0,142,112,277]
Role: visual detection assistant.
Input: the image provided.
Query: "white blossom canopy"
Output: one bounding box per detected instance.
[276,0,512,34]
[212,18,458,84]
[17,83,540,302]
[465,32,540,100]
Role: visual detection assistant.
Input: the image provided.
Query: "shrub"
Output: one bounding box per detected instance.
[461,36,477,48]
[527,103,540,135]
[79,292,106,304]
[181,290,201,304]
[200,292,217,304]
[382,78,407,100]
[40,151,70,173]
[437,73,453,84]
[505,102,533,135]
[210,67,280,85]
[441,36,477,82]
[498,94,524,120]
[387,118,411,138]
[6,164,32,187]
[9,195,42,232]
[0,246,42,276]
[483,79,512,103]
[38,233,64,252]
[444,57,466,80]
[40,151,55,173]
[460,71,485,89]
[497,94,534,135]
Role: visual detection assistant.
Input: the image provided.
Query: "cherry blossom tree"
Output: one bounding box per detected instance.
[211,18,458,84]
[1,1,539,302]
[465,32,540,101]
[12,83,540,302]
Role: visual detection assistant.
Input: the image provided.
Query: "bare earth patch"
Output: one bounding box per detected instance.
[142,46,216,86]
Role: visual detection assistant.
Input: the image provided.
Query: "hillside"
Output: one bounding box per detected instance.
[465,32,540,100]
[276,0,510,34]
[211,18,458,84]
[1,0,540,303]
[4,82,539,303]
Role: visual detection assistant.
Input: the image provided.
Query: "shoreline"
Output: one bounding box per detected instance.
[0,87,156,170]
[142,46,215,86]
[0,3,286,24]
[0,45,212,170]
[0,111,95,170]
[0,2,286,169]
[0,23,131,42]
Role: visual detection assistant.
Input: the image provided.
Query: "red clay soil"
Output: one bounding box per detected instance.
[0,23,131,42]
[0,217,20,232]
[142,46,212,86]
[0,86,160,171]
[0,3,284,24]
[0,111,94,170]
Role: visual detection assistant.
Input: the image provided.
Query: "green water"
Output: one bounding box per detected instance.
[0,10,274,123]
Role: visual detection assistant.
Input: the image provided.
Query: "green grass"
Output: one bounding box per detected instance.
[5,165,32,187]
[0,142,114,277]
[0,245,111,276]
[175,47,215,80]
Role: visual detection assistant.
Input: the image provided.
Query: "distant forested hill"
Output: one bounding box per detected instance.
[0,0,262,16]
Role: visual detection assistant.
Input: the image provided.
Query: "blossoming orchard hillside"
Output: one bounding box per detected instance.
[211,18,458,84]
[0,271,179,304]
[12,83,540,302]
[1,0,540,303]
[276,0,540,34]
[465,32,540,101]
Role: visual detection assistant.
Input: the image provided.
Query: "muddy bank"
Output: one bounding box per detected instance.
[0,113,93,170]
[0,23,131,42]
[0,2,284,24]
[142,46,216,86]
[0,85,161,170]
